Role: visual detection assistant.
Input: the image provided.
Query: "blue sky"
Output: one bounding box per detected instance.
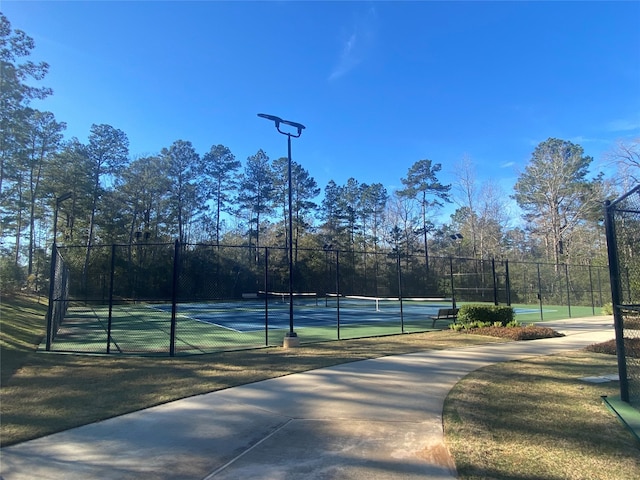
[4,1,640,220]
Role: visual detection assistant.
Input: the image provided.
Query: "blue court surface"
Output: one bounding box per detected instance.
[149,298,454,333]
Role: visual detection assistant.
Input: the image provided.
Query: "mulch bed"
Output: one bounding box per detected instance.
[585,337,640,358]
[460,325,564,341]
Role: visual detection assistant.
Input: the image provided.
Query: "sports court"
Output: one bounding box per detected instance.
[151,294,453,332]
[47,291,600,356]
[45,242,611,356]
[50,294,455,355]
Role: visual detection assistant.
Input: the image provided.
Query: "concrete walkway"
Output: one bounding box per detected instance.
[0,317,616,480]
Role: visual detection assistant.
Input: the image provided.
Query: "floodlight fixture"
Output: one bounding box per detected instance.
[280,118,306,133]
[258,113,306,138]
[57,192,73,203]
[450,232,464,257]
[257,113,281,124]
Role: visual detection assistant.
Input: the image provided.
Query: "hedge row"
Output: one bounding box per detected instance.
[457,304,515,326]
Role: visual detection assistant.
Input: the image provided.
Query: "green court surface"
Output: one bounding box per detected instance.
[46,299,605,356]
[511,303,602,323]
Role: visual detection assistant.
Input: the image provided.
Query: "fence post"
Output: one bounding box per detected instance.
[264,247,269,346]
[397,250,404,333]
[505,259,511,306]
[107,244,116,354]
[604,200,629,403]
[537,263,543,321]
[492,258,498,305]
[45,244,58,351]
[588,262,595,315]
[597,266,603,307]
[564,263,572,318]
[449,257,456,309]
[336,249,341,340]
[170,239,180,357]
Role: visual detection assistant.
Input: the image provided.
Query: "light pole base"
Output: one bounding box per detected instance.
[283,332,300,348]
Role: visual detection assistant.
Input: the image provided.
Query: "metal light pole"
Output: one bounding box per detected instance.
[257,113,305,347]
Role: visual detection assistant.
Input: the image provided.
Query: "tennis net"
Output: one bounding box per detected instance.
[324,294,451,312]
[256,291,320,306]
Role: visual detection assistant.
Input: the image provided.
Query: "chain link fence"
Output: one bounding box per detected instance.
[44,245,70,350]
[46,240,610,356]
[605,184,640,407]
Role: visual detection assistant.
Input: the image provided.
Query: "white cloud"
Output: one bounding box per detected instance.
[328,7,377,82]
[567,136,609,145]
[606,118,640,133]
[329,33,359,81]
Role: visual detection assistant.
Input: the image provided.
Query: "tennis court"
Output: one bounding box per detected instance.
[45,242,611,356]
[148,294,454,332]
[48,294,455,355]
[46,291,602,356]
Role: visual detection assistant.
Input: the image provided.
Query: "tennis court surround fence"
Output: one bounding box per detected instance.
[605,184,640,407]
[45,238,611,356]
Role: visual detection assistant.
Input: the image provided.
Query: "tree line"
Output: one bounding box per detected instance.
[1,13,638,291]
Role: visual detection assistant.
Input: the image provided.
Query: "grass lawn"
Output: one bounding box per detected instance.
[444,351,639,479]
[1,294,638,479]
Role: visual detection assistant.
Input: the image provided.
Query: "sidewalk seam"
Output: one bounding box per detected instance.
[202,418,293,479]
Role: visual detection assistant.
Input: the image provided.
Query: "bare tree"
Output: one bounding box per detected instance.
[476,179,511,258]
[452,155,479,257]
[605,137,640,192]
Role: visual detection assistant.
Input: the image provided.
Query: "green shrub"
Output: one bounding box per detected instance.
[450,320,492,330]
[468,320,492,329]
[457,304,515,326]
[602,302,613,315]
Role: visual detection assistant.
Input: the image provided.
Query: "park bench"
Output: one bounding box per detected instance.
[430,307,459,328]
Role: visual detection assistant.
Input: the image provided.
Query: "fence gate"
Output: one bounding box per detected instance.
[605,184,640,407]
